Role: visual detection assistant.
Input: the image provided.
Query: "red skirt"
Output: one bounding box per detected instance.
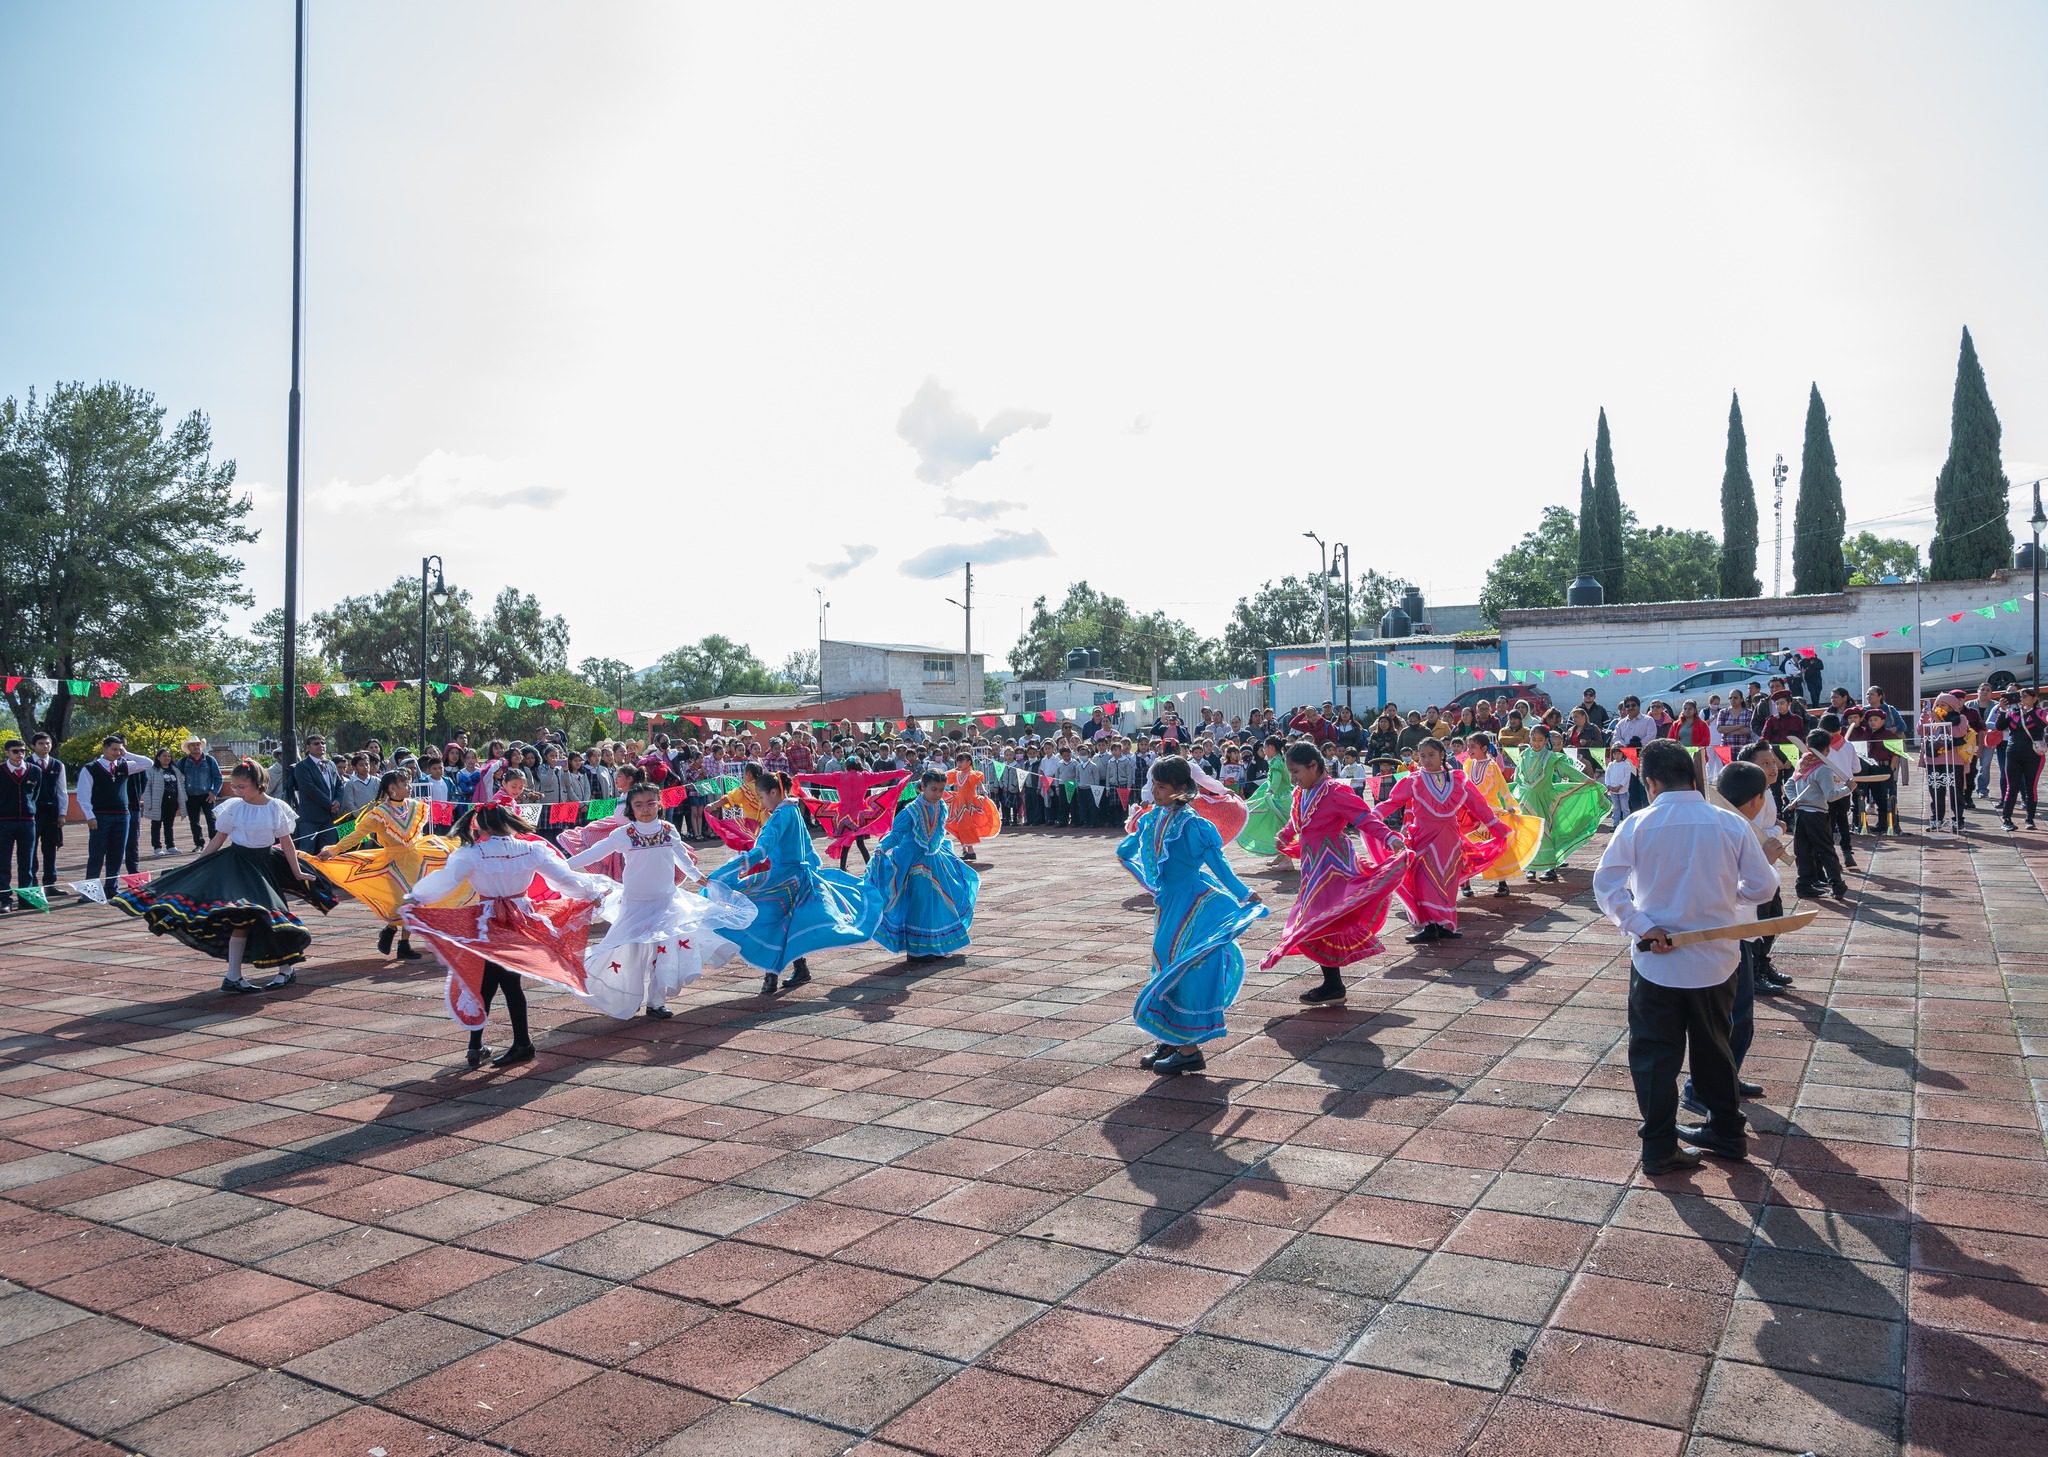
[402,895,595,1030]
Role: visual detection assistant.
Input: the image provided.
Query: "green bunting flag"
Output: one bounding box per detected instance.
[14,886,47,913]
[587,797,618,819]
[1883,739,1905,754]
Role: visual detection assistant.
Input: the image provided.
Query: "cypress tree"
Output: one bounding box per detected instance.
[1574,452,1600,584]
[1718,392,1760,597]
[1592,408,1625,601]
[1792,383,1848,594]
[1929,326,2012,580]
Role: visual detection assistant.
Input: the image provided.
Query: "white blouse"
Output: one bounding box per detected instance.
[215,796,298,848]
[564,821,702,900]
[409,836,610,904]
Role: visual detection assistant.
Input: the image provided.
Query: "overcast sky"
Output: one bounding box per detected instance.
[4,1,2044,678]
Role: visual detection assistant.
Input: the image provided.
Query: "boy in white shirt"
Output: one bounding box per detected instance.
[1819,714,1860,870]
[1602,751,1634,828]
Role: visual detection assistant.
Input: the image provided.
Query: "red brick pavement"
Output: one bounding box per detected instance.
[0,823,2043,1455]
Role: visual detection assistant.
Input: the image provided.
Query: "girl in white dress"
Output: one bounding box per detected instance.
[566,783,754,1019]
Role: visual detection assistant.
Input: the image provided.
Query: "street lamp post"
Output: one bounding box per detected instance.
[278,0,309,761]
[815,588,830,705]
[1329,544,1353,714]
[2031,482,2045,692]
[418,556,448,758]
[1303,531,1331,685]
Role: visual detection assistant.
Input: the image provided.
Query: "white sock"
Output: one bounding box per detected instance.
[226,933,249,984]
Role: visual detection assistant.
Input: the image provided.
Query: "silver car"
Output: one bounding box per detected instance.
[1919,643,2031,696]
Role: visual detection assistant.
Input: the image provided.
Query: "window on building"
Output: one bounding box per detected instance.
[1738,637,1780,657]
[923,657,957,683]
[1022,688,1047,713]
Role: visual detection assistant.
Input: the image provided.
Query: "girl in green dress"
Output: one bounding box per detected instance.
[1235,735,1292,858]
[1512,724,1606,882]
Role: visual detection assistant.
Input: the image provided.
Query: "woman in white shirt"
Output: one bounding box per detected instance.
[402,805,612,1068]
[566,783,753,1019]
[110,760,338,992]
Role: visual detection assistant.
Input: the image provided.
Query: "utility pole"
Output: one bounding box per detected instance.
[815,587,829,704]
[945,562,974,708]
[279,0,309,760]
[1771,453,1787,598]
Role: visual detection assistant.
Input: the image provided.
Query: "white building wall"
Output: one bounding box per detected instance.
[822,642,982,711]
[1003,679,1146,728]
[1498,575,2033,689]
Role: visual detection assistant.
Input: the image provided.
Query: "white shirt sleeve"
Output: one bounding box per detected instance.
[1592,816,1656,940]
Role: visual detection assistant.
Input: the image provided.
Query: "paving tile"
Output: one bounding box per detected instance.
[1693,1358,1904,1457]
[1198,1276,1382,1357]
[1903,1392,2048,1456]
[281,1312,494,1398]
[649,1404,853,1457]
[242,1403,465,1457]
[1466,1396,1686,1456]
[518,1283,709,1366]
[739,1258,922,1334]
[332,1245,517,1310]
[751,1336,959,1433]
[198,1290,391,1366]
[1258,1232,1425,1298]
[1511,1328,1709,1428]
[543,1219,709,1281]
[1345,1303,1538,1390]
[110,1370,351,1457]
[382,1340,599,1436]
[1551,1272,1732,1355]
[1283,1365,1494,1456]
[982,1308,1176,1394]
[116,1266,312,1338]
[481,1368,714,1456]
[1048,1399,1260,1456]
[1125,1331,1324,1429]
[879,1367,1101,1457]
[420,1264,612,1336]
[628,1309,828,1398]
[1720,1299,1904,1387]
[945,1235,1114,1301]
[31,1344,252,1437]
[1401,1251,1569,1324]
[1068,1256,1245,1327]
[0,1315,165,1400]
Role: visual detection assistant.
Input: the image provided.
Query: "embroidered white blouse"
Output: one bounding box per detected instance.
[409,836,609,905]
[563,820,703,901]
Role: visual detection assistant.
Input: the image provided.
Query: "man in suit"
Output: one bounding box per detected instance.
[0,740,43,914]
[25,733,67,896]
[289,734,343,851]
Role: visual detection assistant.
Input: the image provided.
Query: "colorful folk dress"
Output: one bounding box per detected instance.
[864,795,980,957]
[1116,803,1267,1045]
[707,802,872,973]
[306,797,462,927]
[1379,767,1510,929]
[566,819,754,1016]
[1261,777,1412,970]
[1511,748,1606,874]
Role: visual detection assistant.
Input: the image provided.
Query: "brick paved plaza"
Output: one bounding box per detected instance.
[1,826,2044,1457]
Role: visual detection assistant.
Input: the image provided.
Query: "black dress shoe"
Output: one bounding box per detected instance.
[1739,1080,1765,1098]
[644,1005,673,1019]
[782,962,813,992]
[760,973,779,997]
[1149,1048,1206,1076]
[1540,869,1561,883]
[490,1043,536,1069]
[1642,1147,1703,1176]
[396,942,422,960]
[377,924,396,956]
[466,1044,492,1068]
[1405,924,1441,944]
[1680,1089,1709,1119]
[1437,925,1462,939]
[1298,983,1347,1004]
[1676,1124,1748,1160]
[1138,1042,1175,1069]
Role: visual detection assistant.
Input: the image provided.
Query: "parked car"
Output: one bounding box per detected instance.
[1628,665,1758,708]
[1920,643,2032,695]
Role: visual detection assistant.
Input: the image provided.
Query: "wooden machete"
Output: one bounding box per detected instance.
[1638,910,1818,951]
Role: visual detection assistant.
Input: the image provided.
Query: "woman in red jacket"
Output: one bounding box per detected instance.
[1663,699,1711,747]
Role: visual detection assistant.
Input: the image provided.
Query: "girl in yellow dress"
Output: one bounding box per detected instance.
[1460,732,1544,897]
[311,771,463,960]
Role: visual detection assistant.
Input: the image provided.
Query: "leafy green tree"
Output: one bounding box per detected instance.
[1792,383,1848,594]
[1592,409,1626,601]
[641,635,784,705]
[474,587,571,684]
[1220,572,1400,674]
[1929,326,2012,580]
[1627,524,1721,604]
[780,649,819,690]
[0,382,254,743]
[1481,506,1579,623]
[1843,531,1921,584]
[1719,391,1761,597]
[1008,582,1224,683]
[577,656,637,707]
[1574,453,1601,587]
[309,575,482,682]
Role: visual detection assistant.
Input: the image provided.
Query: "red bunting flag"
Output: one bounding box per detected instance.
[549,802,580,824]
[3,677,17,693]
[428,800,455,826]
[547,699,564,709]
[304,683,321,697]
[455,684,475,697]
[378,680,397,693]
[1948,612,1965,623]
[660,786,685,808]
[617,710,635,724]
[97,681,119,697]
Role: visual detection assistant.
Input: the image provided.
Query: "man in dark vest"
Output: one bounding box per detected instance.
[0,740,42,914]
[77,737,153,897]
[26,733,67,896]
[289,733,343,851]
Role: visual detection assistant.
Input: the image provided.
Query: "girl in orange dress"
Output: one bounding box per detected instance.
[945,752,1000,862]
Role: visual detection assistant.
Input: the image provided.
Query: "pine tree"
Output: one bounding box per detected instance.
[1792,383,1848,594]
[1574,452,1600,584]
[1929,326,2012,580]
[1592,408,1625,601]
[1718,392,1760,597]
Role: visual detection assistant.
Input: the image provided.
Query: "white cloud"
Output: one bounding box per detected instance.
[308,450,564,515]
[936,496,1020,521]
[900,528,1053,580]
[895,377,1050,486]
[808,543,878,579]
